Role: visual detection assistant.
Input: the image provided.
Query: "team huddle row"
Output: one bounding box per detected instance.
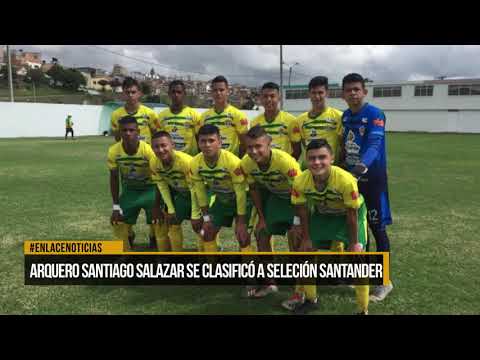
[107,73,393,314]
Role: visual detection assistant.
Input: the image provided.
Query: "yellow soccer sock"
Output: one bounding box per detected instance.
[270,235,276,252]
[203,240,218,252]
[168,225,184,252]
[112,223,130,251]
[196,233,204,252]
[240,244,253,252]
[154,223,170,251]
[304,285,317,301]
[355,285,369,313]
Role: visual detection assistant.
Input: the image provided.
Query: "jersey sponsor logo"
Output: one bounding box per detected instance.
[292,126,300,133]
[362,117,368,124]
[240,118,248,126]
[287,169,297,177]
[234,167,243,176]
[373,119,385,127]
[310,129,317,138]
[345,130,361,166]
[291,189,300,197]
[359,126,365,136]
[351,191,359,200]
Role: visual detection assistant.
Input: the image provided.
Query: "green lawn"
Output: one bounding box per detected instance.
[1,133,479,314]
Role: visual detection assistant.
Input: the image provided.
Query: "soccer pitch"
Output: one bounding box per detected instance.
[1,133,479,315]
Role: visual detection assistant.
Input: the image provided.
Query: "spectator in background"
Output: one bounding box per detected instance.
[65,114,74,140]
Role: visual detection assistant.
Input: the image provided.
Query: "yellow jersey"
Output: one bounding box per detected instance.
[241,149,301,199]
[111,104,158,144]
[251,111,301,155]
[296,107,343,159]
[155,106,202,155]
[107,140,157,190]
[199,104,249,156]
[190,149,247,215]
[149,150,199,216]
[291,165,362,215]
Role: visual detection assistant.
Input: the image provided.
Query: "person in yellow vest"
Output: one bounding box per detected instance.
[65,114,74,140]
[111,77,158,144]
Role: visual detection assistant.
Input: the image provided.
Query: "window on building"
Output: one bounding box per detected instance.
[285,89,309,99]
[448,84,480,96]
[414,85,434,96]
[373,86,402,97]
[328,88,343,98]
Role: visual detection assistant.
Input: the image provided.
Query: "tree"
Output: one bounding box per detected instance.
[98,79,109,92]
[150,68,155,79]
[27,68,45,87]
[140,81,152,96]
[110,78,122,89]
[47,64,66,86]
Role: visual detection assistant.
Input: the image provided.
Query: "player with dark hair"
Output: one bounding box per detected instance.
[190,124,251,253]
[111,77,158,144]
[149,131,202,251]
[199,76,250,157]
[281,138,369,314]
[295,76,344,167]
[240,125,301,297]
[251,82,302,160]
[107,116,159,250]
[155,80,202,156]
[341,72,393,302]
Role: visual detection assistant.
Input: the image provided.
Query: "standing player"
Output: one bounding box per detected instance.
[296,76,343,166]
[241,125,301,297]
[199,76,249,158]
[341,73,393,302]
[190,124,251,252]
[155,80,202,156]
[107,116,161,251]
[111,77,158,144]
[283,139,369,315]
[251,82,302,160]
[65,114,74,140]
[150,131,203,251]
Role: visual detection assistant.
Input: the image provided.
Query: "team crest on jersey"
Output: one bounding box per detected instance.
[359,126,365,136]
[171,126,178,133]
[310,129,317,138]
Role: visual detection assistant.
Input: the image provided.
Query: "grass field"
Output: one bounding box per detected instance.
[1,133,480,314]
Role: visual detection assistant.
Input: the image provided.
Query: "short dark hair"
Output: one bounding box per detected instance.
[152,131,172,141]
[198,124,220,137]
[246,125,270,140]
[306,138,333,154]
[118,116,138,127]
[309,76,329,91]
[342,73,365,89]
[168,80,186,92]
[211,75,228,87]
[261,82,279,92]
[122,77,140,90]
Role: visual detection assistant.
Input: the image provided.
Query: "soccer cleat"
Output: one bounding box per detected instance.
[242,285,260,299]
[293,298,319,315]
[252,285,279,298]
[369,283,393,302]
[355,310,368,315]
[281,292,305,311]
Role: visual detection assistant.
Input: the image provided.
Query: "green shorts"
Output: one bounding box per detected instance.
[260,192,294,236]
[309,198,368,250]
[210,192,253,229]
[119,186,156,225]
[167,188,205,224]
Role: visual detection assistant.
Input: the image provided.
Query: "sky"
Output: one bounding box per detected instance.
[5,45,480,86]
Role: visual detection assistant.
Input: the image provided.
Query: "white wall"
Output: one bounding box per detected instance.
[0,102,103,138]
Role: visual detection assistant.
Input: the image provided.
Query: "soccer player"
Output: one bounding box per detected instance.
[241,125,301,297]
[282,139,369,315]
[111,77,158,144]
[150,131,203,251]
[107,116,160,251]
[295,76,343,166]
[340,73,393,302]
[155,80,202,156]
[251,82,302,160]
[199,76,249,157]
[65,114,74,140]
[190,124,251,253]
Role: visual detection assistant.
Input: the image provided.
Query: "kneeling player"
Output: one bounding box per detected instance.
[107,116,159,251]
[282,139,369,315]
[150,131,203,251]
[241,125,301,297]
[190,124,251,253]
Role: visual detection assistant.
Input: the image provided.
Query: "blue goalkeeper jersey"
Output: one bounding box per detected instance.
[342,103,387,178]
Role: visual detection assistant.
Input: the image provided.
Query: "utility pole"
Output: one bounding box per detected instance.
[6,45,14,102]
[279,45,283,110]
